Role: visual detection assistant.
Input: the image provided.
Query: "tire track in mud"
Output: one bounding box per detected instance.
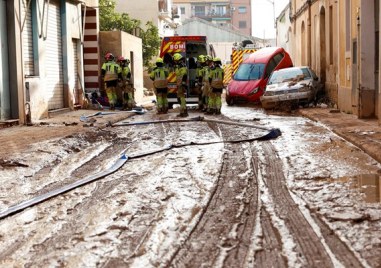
[167,121,281,267]
[168,141,259,267]
[260,142,364,267]
[254,208,287,267]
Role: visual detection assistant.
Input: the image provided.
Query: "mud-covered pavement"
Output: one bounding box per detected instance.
[0,105,381,267]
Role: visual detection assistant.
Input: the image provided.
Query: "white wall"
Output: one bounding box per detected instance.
[210,42,234,64]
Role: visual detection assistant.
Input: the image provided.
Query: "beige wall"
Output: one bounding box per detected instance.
[116,0,158,30]
[99,31,145,103]
[290,0,380,119]
[291,0,338,108]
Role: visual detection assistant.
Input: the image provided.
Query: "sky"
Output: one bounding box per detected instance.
[251,0,290,39]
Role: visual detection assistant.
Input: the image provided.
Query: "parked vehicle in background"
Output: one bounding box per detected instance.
[223,42,257,85]
[159,36,215,108]
[260,66,323,110]
[226,47,293,105]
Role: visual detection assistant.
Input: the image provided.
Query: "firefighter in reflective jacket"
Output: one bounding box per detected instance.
[208,57,224,115]
[117,56,135,110]
[202,55,213,112]
[173,53,188,117]
[101,52,122,110]
[196,55,205,110]
[150,58,169,114]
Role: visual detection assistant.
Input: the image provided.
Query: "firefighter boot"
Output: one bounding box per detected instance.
[206,108,214,115]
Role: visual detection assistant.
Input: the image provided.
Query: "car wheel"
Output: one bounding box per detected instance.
[168,103,174,109]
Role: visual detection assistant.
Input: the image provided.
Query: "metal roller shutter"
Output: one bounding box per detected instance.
[22,0,34,76]
[0,0,10,119]
[46,0,63,110]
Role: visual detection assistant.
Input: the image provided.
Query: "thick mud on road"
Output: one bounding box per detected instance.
[0,106,381,267]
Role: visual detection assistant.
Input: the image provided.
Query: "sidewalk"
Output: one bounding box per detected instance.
[298,108,381,165]
[1,105,381,165]
[0,99,156,158]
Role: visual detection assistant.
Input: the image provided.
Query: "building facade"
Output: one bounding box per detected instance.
[173,0,252,36]
[289,0,381,121]
[275,3,292,58]
[0,0,100,123]
[230,0,251,36]
[116,0,177,37]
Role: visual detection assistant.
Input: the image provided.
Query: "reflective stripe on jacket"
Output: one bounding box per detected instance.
[209,67,224,89]
[101,61,121,81]
[150,67,169,88]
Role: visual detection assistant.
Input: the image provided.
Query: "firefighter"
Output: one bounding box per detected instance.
[208,57,224,115]
[117,56,135,110]
[101,52,122,110]
[173,53,188,117]
[202,55,213,113]
[150,57,169,114]
[196,55,205,110]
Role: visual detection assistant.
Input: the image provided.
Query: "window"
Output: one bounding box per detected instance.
[215,5,226,16]
[180,7,185,15]
[273,53,285,65]
[234,63,265,80]
[239,21,247,28]
[238,6,246,13]
[265,59,277,78]
[194,6,205,16]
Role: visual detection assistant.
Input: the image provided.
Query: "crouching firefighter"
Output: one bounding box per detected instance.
[208,57,224,115]
[101,52,122,110]
[118,56,135,110]
[173,53,188,117]
[150,58,169,114]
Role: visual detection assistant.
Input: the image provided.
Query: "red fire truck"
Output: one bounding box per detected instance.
[159,35,215,108]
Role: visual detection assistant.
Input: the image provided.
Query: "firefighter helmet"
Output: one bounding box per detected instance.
[117,56,125,62]
[156,57,164,64]
[117,56,130,64]
[198,55,205,63]
[205,55,212,61]
[213,57,222,63]
[173,53,183,61]
[105,52,114,61]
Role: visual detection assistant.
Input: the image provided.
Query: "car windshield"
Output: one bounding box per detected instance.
[234,63,265,81]
[268,68,311,84]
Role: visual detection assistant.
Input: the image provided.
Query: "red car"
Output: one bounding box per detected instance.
[226,47,293,105]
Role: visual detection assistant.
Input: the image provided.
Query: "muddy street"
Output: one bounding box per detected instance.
[0,106,381,267]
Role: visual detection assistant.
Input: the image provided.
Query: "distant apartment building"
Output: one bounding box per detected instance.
[173,0,252,36]
[230,0,251,36]
[116,0,178,37]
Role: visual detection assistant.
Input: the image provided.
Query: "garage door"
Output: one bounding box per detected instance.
[46,0,63,110]
[22,0,34,76]
[0,0,10,119]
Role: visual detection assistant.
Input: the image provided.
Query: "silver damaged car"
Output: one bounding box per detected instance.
[260,66,322,110]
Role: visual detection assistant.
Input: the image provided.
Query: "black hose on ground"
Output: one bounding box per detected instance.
[0,117,281,220]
